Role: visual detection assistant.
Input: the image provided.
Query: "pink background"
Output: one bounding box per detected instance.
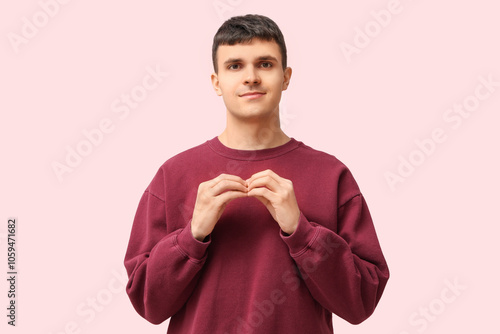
[1,0,499,333]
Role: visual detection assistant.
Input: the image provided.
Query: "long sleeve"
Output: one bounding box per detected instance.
[280,191,389,325]
[124,181,210,324]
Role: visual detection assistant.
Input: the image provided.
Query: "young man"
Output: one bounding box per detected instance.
[124,14,389,334]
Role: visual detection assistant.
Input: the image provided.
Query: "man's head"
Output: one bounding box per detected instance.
[212,14,287,74]
[210,14,292,123]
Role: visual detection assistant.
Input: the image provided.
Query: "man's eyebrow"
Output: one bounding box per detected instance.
[222,55,279,65]
[256,55,279,62]
[223,58,243,66]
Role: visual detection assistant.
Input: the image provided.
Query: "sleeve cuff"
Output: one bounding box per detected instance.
[280,211,319,255]
[175,220,211,261]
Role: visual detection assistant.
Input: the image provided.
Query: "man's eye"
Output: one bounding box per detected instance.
[261,62,272,68]
[228,64,240,70]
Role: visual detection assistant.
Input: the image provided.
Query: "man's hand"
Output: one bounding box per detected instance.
[191,174,248,241]
[246,169,301,235]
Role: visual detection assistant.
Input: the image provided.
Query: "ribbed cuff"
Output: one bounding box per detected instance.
[280,211,319,256]
[175,220,211,261]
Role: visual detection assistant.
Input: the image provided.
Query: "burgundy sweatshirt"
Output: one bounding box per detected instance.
[124,136,389,333]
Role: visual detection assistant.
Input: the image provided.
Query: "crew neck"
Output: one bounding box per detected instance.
[207,136,302,161]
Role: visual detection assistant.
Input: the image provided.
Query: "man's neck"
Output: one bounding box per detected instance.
[218,113,290,150]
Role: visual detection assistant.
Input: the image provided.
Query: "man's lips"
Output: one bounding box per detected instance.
[240,91,266,99]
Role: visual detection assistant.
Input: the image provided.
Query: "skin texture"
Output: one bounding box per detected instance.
[190,38,300,241]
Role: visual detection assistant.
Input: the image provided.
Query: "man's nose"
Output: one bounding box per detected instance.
[244,66,261,85]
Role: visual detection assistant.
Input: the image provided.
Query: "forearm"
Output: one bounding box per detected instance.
[125,224,210,324]
[281,197,389,324]
[124,186,211,324]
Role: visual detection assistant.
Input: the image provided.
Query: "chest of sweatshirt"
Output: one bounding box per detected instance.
[149,141,360,242]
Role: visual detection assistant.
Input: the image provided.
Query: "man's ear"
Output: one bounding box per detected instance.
[282,67,292,91]
[211,72,223,96]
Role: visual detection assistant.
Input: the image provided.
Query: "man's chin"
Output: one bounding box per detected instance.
[229,108,277,121]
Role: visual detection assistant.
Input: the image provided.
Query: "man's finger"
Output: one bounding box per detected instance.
[246,169,280,187]
[246,175,280,192]
[207,173,246,188]
[247,187,278,203]
[211,179,248,196]
[218,190,249,204]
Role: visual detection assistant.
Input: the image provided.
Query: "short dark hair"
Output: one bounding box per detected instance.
[212,14,287,73]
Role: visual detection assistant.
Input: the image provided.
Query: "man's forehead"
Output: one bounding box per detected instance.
[217,39,281,63]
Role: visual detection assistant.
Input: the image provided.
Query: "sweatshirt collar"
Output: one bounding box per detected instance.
[207,136,301,161]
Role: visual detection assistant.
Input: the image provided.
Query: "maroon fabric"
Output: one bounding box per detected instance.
[124,137,389,333]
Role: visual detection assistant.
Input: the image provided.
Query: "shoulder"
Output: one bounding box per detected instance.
[296,141,342,163]
[295,140,361,199]
[146,140,211,198]
[295,140,351,175]
[160,140,210,170]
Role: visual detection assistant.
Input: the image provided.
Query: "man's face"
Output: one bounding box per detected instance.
[211,38,292,122]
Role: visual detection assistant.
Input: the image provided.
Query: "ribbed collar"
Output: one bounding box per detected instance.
[207,136,302,161]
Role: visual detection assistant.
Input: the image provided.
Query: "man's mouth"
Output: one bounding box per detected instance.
[240,91,266,99]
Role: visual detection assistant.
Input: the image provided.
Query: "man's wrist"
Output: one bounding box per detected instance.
[191,230,207,242]
[281,211,300,235]
[190,223,208,242]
